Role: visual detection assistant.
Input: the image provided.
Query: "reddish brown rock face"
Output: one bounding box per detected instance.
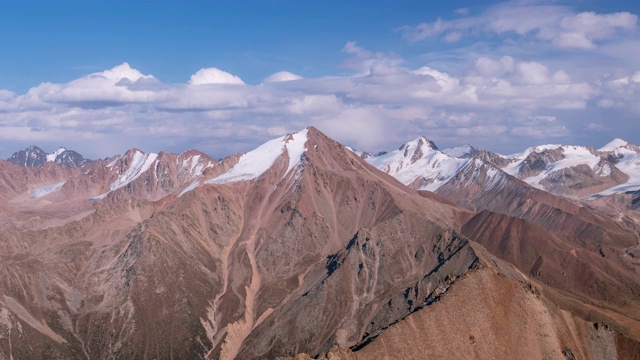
[1,128,639,360]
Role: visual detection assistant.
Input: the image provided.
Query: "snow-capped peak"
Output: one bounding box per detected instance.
[110,150,158,190]
[92,149,158,200]
[208,128,309,184]
[599,138,629,152]
[46,147,66,162]
[368,137,467,191]
[508,144,562,160]
[396,136,439,161]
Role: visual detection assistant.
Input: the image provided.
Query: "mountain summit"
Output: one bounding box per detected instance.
[8,145,88,167]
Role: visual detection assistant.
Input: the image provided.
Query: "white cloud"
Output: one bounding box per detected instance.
[98,62,152,82]
[342,41,370,58]
[510,125,568,138]
[340,41,402,73]
[443,31,463,43]
[262,71,303,83]
[474,56,514,77]
[454,125,507,137]
[188,67,245,85]
[586,122,605,130]
[400,4,638,49]
[454,8,470,16]
[516,62,550,85]
[0,41,637,159]
[19,63,161,106]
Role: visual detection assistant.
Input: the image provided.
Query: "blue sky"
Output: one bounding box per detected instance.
[0,0,639,158]
[0,1,483,91]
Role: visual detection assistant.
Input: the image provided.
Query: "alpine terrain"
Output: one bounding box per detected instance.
[1,127,640,360]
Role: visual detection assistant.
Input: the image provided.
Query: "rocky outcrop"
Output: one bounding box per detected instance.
[282,252,640,360]
[352,264,640,360]
[7,145,48,167]
[53,149,87,167]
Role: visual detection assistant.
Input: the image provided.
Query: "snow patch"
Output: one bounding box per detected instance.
[207,129,308,184]
[92,151,158,200]
[502,145,601,188]
[46,148,66,162]
[109,151,158,191]
[180,154,210,180]
[106,156,120,168]
[503,144,562,164]
[591,149,640,197]
[32,181,66,198]
[90,193,108,201]
[179,180,201,197]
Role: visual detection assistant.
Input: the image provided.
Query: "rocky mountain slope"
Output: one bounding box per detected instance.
[1,128,640,359]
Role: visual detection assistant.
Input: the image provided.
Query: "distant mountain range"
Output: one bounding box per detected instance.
[1,128,639,359]
[11,135,640,201]
[7,145,88,167]
[366,136,640,200]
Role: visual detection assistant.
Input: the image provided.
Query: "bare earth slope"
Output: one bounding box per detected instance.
[353,261,640,360]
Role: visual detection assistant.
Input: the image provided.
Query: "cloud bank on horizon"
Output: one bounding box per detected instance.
[0,1,639,159]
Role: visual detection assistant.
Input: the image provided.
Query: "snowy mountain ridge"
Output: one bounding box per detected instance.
[7,132,640,202]
[367,136,640,200]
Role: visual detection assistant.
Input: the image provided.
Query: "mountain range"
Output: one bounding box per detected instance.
[1,127,639,359]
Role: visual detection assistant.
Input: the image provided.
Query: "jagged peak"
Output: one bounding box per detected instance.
[8,145,46,155]
[180,148,212,159]
[7,145,88,167]
[398,136,439,153]
[25,145,46,152]
[122,148,147,157]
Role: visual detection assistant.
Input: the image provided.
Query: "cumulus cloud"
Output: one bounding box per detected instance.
[474,56,515,77]
[20,63,161,107]
[400,3,637,49]
[594,71,640,112]
[262,71,303,83]
[188,67,245,85]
